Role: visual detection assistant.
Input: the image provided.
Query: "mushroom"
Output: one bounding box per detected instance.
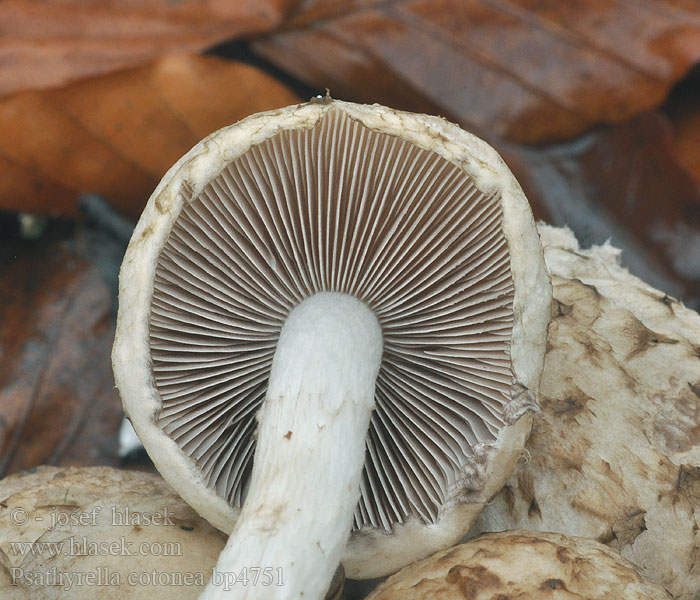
[0,466,226,599]
[112,99,551,598]
[365,530,673,600]
[470,224,700,600]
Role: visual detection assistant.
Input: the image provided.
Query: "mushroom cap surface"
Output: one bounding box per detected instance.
[112,99,551,576]
[470,225,700,600]
[366,530,672,600]
[0,466,226,599]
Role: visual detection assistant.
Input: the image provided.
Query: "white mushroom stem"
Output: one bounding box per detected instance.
[201,292,383,599]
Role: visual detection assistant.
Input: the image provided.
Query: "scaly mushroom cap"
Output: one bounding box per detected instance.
[0,466,226,599]
[112,99,550,576]
[470,225,700,600]
[366,530,673,600]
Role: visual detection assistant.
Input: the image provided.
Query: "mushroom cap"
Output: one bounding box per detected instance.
[0,466,226,599]
[365,530,673,600]
[112,99,551,576]
[470,225,700,600]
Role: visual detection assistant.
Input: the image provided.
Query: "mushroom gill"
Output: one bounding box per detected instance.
[148,108,515,534]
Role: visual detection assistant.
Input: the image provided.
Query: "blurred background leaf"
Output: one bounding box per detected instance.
[501,111,700,304]
[0,0,299,96]
[0,54,300,218]
[0,221,122,477]
[253,0,700,143]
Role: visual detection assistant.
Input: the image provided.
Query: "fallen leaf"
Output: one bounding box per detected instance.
[0,53,301,218]
[664,65,700,186]
[253,0,700,143]
[0,223,123,477]
[502,111,700,308]
[0,0,298,97]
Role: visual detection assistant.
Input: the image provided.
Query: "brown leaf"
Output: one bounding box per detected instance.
[253,0,700,143]
[0,0,299,97]
[502,111,700,307]
[0,53,301,218]
[664,67,700,187]
[0,224,123,477]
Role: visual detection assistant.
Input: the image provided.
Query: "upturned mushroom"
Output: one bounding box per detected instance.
[365,530,673,600]
[470,225,700,600]
[0,466,226,599]
[112,99,551,598]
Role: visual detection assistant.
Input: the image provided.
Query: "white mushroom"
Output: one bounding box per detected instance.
[112,99,551,598]
[0,466,226,599]
[470,224,700,600]
[365,530,673,600]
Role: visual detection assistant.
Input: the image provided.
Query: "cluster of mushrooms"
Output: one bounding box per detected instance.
[2,99,698,599]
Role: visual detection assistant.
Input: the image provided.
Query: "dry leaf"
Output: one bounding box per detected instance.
[502,112,700,307]
[664,67,700,186]
[0,224,123,477]
[0,53,301,218]
[0,0,298,97]
[253,0,700,143]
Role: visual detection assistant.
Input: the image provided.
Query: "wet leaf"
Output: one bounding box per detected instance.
[0,0,298,97]
[253,0,700,143]
[0,53,301,218]
[0,224,124,477]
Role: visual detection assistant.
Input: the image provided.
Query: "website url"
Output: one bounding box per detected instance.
[9,537,182,558]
